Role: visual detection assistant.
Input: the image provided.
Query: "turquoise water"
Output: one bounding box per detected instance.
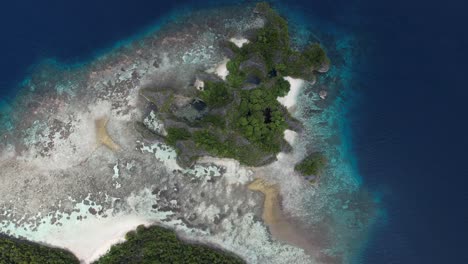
[298,31,378,263]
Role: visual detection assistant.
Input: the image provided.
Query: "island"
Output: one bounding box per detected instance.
[295,152,328,183]
[138,2,330,168]
[0,2,375,264]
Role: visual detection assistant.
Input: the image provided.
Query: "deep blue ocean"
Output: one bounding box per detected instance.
[1,0,467,263]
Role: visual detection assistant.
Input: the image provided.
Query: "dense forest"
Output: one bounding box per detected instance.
[93,225,245,264]
[0,235,79,264]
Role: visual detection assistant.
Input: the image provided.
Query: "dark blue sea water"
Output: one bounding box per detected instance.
[1,0,467,263]
[309,1,468,263]
[0,0,189,100]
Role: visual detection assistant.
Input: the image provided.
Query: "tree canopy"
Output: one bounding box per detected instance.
[295,152,327,176]
[93,225,245,264]
[0,235,79,264]
[159,2,330,166]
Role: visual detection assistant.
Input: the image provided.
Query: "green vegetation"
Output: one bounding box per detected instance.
[165,127,191,146]
[243,5,290,70]
[226,9,289,81]
[230,3,329,78]
[199,81,232,108]
[160,93,175,113]
[254,2,271,14]
[0,224,246,264]
[191,129,272,165]
[302,43,330,69]
[94,225,245,264]
[0,235,79,264]
[149,2,330,167]
[226,59,245,88]
[235,85,288,153]
[195,114,226,129]
[272,77,291,97]
[295,152,327,176]
[193,130,222,154]
[191,80,291,161]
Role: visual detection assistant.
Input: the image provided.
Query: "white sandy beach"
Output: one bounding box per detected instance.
[277,76,305,110]
[207,37,249,80]
[0,203,158,263]
[229,37,250,48]
[208,57,230,80]
[284,129,298,146]
[77,216,153,263]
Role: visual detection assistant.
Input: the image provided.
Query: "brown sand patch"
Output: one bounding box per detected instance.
[248,178,281,226]
[95,117,120,151]
[248,178,314,254]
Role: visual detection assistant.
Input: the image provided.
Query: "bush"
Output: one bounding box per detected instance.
[165,127,191,146]
[226,58,245,88]
[295,152,327,175]
[193,130,220,152]
[254,2,271,14]
[200,81,232,107]
[272,77,290,97]
[302,43,330,69]
[196,114,226,129]
[0,235,79,264]
[93,225,245,264]
[125,231,136,241]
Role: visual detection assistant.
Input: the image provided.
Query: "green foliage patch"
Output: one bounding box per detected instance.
[235,86,287,153]
[0,235,79,264]
[193,130,226,155]
[199,81,232,108]
[195,114,226,129]
[191,130,271,165]
[295,152,327,176]
[226,58,245,88]
[93,225,245,264]
[302,43,330,69]
[165,127,191,146]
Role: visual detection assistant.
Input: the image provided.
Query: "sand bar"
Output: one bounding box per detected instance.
[95,117,120,151]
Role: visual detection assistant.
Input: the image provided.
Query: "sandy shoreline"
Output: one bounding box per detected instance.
[247,178,314,255]
[229,37,250,48]
[243,77,317,255]
[277,76,305,110]
[84,217,154,263]
[95,117,120,151]
[247,179,281,226]
[208,57,230,80]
